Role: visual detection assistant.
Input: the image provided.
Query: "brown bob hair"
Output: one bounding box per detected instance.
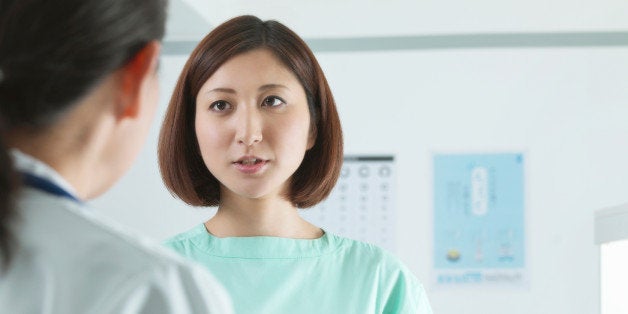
[158,15,343,208]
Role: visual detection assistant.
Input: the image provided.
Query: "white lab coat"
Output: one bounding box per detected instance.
[0,151,233,314]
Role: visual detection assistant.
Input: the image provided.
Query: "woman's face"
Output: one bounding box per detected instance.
[195,48,315,202]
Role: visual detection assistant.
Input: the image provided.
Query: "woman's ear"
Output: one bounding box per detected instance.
[115,41,161,120]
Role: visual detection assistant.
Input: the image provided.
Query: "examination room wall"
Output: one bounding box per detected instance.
[91,1,628,313]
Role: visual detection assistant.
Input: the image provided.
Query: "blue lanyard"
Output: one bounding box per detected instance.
[20,172,81,203]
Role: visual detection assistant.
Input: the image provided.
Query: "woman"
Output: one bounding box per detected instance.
[159,15,432,313]
[0,0,232,312]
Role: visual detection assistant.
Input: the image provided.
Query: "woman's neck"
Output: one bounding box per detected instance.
[205,195,323,239]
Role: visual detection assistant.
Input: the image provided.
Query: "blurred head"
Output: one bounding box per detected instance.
[0,0,167,130]
[0,0,167,268]
[159,15,343,208]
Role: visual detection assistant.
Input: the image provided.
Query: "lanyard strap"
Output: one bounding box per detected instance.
[21,172,81,203]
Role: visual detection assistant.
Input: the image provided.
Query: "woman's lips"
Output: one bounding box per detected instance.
[233,158,268,174]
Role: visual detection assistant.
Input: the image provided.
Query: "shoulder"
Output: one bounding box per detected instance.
[20,189,193,269]
[164,223,206,244]
[162,223,207,253]
[330,234,433,313]
[331,234,407,271]
[97,257,233,314]
[15,189,233,313]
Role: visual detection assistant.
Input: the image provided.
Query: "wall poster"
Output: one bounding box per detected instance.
[433,152,526,287]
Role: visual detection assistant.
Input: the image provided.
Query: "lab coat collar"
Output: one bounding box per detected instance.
[11,149,80,200]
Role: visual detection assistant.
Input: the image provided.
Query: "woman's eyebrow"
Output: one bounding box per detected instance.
[259,84,290,92]
[206,87,236,94]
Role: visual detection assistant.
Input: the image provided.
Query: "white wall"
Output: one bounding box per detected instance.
[174,0,628,37]
[92,1,628,313]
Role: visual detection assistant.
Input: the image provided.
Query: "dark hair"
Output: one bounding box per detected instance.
[159,15,343,208]
[0,0,167,270]
[0,120,18,272]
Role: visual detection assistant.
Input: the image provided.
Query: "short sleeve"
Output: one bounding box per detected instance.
[382,268,433,314]
[414,283,433,314]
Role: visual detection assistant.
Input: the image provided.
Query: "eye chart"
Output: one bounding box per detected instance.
[300,155,396,252]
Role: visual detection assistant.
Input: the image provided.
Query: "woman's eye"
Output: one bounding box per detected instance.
[262,96,285,107]
[209,101,231,112]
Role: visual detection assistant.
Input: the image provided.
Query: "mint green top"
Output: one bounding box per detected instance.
[164,224,432,314]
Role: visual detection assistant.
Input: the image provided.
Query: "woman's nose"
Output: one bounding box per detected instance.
[235,107,263,146]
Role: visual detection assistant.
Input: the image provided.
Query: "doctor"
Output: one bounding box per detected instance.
[0,0,232,313]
